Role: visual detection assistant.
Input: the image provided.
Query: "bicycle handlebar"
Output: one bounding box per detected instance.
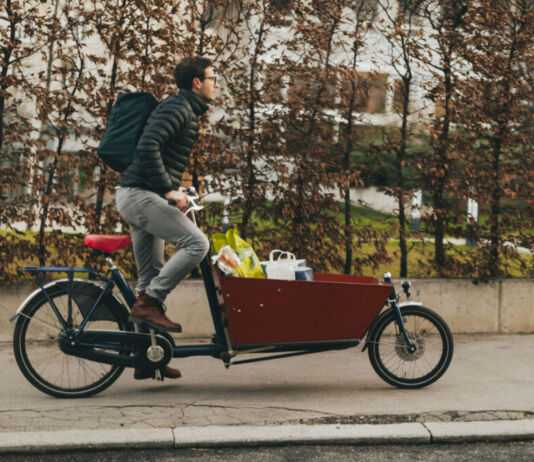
[167,187,204,217]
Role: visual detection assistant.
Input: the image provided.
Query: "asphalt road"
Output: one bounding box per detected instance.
[3,442,534,462]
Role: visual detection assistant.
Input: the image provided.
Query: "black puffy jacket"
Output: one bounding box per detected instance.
[118,89,209,195]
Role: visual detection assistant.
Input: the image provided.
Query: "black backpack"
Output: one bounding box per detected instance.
[97,91,158,172]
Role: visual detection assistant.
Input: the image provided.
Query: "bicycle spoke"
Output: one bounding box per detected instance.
[20,312,63,334]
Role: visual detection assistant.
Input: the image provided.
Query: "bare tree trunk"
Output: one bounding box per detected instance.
[432,54,453,274]
[341,2,373,274]
[93,52,119,233]
[38,154,59,266]
[0,0,16,151]
[190,11,208,197]
[343,88,356,275]
[398,190,408,277]
[488,137,501,277]
[397,75,411,278]
[240,18,265,237]
[343,182,353,274]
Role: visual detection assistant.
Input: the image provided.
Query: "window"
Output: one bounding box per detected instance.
[398,0,423,13]
[285,118,338,155]
[288,67,337,109]
[15,22,34,42]
[434,99,446,118]
[356,0,379,22]
[262,65,286,105]
[393,79,411,113]
[270,0,295,13]
[341,73,388,113]
[397,0,424,25]
[267,0,296,26]
[2,148,37,199]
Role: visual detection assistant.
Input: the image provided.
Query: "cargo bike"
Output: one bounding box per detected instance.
[11,191,453,398]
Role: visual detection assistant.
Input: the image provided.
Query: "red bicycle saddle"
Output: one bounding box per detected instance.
[84,235,131,253]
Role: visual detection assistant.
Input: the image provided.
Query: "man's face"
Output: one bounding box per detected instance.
[193,66,218,102]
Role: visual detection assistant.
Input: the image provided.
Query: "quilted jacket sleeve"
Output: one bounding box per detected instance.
[135,98,190,194]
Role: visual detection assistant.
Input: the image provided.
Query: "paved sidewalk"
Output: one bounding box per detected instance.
[1,334,534,452]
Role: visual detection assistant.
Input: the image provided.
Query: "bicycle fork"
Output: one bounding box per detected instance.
[384,273,416,353]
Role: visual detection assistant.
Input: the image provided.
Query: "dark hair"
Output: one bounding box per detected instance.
[174,56,212,90]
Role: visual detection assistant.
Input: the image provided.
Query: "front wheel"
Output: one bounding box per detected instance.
[367,305,453,389]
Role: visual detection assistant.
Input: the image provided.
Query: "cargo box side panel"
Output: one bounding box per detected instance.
[313,273,381,285]
[219,277,392,345]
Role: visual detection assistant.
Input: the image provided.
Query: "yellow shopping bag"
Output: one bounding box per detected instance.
[211,228,265,278]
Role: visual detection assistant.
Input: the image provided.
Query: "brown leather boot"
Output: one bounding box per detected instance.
[134,365,182,380]
[129,292,182,332]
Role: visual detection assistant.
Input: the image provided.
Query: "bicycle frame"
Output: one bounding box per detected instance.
[17,251,375,369]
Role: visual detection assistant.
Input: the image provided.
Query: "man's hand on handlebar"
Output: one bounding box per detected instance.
[164,189,189,210]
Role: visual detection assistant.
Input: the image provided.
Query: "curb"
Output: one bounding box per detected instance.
[426,420,534,443]
[173,423,429,447]
[0,428,174,454]
[1,420,534,453]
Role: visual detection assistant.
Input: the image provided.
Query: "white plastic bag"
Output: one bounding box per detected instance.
[261,250,304,280]
[211,245,241,277]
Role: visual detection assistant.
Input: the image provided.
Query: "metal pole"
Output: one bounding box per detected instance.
[410,190,422,232]
[466,197,479,247]
[222,194,231,232]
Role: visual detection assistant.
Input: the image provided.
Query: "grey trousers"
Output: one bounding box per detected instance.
[115,187,210,302]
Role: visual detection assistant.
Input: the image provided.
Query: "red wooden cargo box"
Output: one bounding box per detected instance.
[218,273,393,346]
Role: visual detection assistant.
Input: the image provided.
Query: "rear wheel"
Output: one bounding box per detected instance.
[13,281,130,398]
[367,306,453,389]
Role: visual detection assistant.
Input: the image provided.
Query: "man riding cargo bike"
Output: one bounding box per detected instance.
[10,57,453,399]
[115,56,218,380]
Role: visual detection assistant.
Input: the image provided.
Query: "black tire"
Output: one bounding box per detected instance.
[13,280,131,398]
[367,305,453,389]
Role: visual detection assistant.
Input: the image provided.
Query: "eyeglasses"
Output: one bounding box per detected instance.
[203,76,217,85]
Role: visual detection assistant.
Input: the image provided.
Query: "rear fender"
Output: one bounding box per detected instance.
[10,279,129,324]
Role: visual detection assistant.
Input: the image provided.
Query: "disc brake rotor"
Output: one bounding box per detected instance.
[395,331,425,361]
